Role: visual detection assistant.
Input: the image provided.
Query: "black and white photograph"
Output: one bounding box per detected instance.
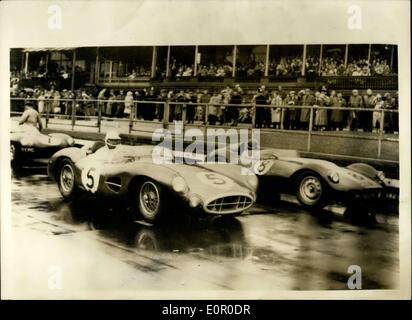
[0,0,410,300]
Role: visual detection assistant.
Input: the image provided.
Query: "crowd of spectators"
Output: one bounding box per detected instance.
[197,63,233,78]
[265,56,395,77]
[11,81,398,134]
[127,65,151,78]
[250,86,398,134]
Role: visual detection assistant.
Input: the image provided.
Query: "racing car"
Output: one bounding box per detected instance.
[47,139,258,223]
[208,140,398,216]
[10,121,75,167]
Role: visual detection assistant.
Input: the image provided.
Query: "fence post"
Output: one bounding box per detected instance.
[97,100,102,133]
[377,109,385,159]
[251,104,256,128]
[71,98,76,130]
[45,99,50,128]
[307,106,314,152]
[163,101,170,129]
[129,102,134,134]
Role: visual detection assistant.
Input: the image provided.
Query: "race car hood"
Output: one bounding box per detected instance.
[164,162,257,198]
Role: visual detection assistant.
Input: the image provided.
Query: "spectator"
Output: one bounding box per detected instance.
[227,87,242,126]
[348,89,363,131]
[373,94,384,132]
[97,88,107,117]
[383,92,396,133]
[254,88,270,128]
[330,92,346,131]
[313,87,330,131]
[124,91,134,118]
[37,90,45,114]
[300,88,315,130]
[208,92,222,125]
[283,91,299,130]
[116,90,125,118]
[362,89,375,132]
[270,91,283,129]
[106,90,116,117]
[185,90,196,123]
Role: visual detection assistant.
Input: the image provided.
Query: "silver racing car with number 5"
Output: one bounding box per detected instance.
[47,132,258,223]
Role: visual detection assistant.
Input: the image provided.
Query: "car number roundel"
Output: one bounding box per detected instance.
[81,165,101,193]
[196,172,233,189]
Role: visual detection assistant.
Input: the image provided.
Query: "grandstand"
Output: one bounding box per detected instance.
[10,44,398,93]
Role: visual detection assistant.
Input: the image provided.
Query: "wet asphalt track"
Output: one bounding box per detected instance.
[6,166,399,296]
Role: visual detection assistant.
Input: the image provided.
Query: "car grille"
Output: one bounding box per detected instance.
[205,195,253,214]
[353,189,382,200]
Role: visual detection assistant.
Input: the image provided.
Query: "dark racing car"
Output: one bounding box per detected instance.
[209,141,399,217]
[10,121,74,167]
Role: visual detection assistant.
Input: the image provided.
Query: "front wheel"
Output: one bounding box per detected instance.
[57,159,77,198]
[138,180,165,223]
[295,172,327,209]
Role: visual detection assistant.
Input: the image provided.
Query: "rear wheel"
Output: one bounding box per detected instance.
[10,142,21,166]
[57,159,77,198]
[295,171,327,209]
[138,180,165,223]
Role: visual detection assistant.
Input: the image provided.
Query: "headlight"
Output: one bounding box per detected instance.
[377,171,385,182]
[172,176,187,193]
[67,137,74,146]
[329,172,340,183]
[189,195,202,208]
[247,175,258,190]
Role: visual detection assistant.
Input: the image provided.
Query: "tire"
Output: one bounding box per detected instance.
[344,204,377,224]
[137,179,164,223]
[10,142,21,166]
[295,171,327,209]
[57,158,77,198]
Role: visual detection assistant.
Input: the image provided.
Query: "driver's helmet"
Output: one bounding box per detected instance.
[247,138,259,150]
[105,131,121,149]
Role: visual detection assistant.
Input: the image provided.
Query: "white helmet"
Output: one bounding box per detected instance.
[105,131,121,149]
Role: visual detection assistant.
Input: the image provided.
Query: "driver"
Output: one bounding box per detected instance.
[19,101,43,131]
[91,130,126,161]
[105,130,122,150]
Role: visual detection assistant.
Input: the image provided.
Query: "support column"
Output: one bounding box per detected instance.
[344,44,349,68]
[109,60,113,83]
[71,49,76,91]
[166,45,171,78]
[301,44,307,76]
[24,52,29,76]
[367,44,372,66]
[95,47,100,84]
[264,45,270,77]
[318,44,323,75]
[151,46,157,78]
[194,45,199,76]
[232,45,237,78]
[45,52,49,75]
[390,45,395,70]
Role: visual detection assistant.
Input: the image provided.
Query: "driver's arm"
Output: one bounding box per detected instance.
[37,114,43,131]
[18,111,28,125]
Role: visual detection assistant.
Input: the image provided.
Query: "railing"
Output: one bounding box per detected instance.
[93,75,398,90]
[10,97,399,160]
[318,76,398,90]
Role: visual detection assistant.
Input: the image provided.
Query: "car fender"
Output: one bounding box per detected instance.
[48,147,87,180]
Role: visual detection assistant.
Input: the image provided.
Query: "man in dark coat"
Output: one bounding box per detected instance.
[300,89,315,130]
